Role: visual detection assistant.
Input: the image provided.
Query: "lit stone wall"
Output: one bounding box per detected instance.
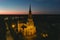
[17,23,36,36]
[23,26,36,36]
[18,23,24,32]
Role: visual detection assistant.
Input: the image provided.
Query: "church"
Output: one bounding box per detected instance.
[17,5,36,37]
[4,4,37,40]
[18,5,36,36]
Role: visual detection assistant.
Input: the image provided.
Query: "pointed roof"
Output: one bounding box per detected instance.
[29,4,31,14]
[28,4,32,19]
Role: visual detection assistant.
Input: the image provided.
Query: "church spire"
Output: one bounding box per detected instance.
[29,4,31,14]
[28,4,32,19]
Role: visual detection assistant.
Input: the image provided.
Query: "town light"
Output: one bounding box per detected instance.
[41,33,48,38]
[12,24,16,28]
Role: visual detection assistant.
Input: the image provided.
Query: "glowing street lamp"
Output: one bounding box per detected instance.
[11,23,16,28]
[12,24,15,28]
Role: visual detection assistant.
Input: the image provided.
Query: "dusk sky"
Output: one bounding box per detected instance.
[0,0,60,14]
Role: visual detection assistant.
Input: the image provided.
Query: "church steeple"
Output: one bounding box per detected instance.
[28,4,32,19]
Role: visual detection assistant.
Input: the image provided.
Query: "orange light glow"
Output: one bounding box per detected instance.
[23,26,36,36]
[0,11,44,15]
[12,24,15,28]
[41,33,48,38]
[0,11,28,15]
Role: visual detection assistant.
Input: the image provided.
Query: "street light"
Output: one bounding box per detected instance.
[12,24,15,28]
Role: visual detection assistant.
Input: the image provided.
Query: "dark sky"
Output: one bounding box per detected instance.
[0,0,60,14]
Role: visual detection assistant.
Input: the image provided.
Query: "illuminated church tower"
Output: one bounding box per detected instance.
[27,4,35,27]
[18,4,36,36]
[24,4,36,37]
[28,4,32,19]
